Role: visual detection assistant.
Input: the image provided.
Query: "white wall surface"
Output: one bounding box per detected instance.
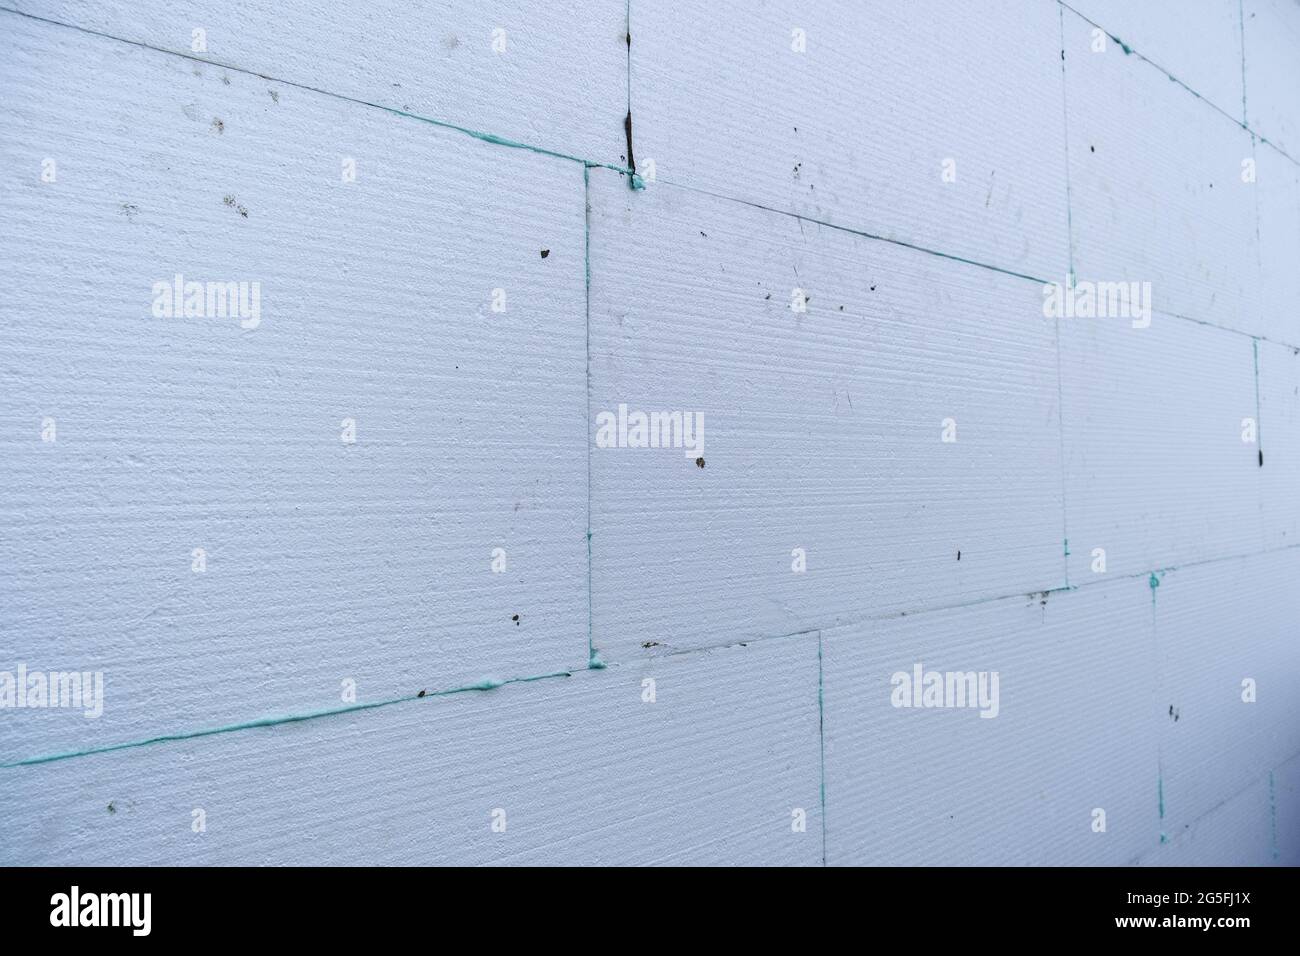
[1,0,1297,866]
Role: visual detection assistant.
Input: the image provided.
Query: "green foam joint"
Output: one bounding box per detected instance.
[2,667,579,770]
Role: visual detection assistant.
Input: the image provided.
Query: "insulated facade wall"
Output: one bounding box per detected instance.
[1,1,1296,866]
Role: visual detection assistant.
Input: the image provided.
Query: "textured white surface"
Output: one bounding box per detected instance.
[9,0,629,164]
[1063,0,1246,122]
[1139,776,1275,866]
[0,15,589,764]
[1274,751,1300,865]
[1063,7,1261,336]
[1152,552,1300,838]
[1060,316,1263,581]
[1,0,1297,866]
[0,638,821,866]
[1245,0,1300,158]
[823,582,1160,866]
[1259,341,1300,548]
[631,0,1070,280]
[588,168,1064,662]
[1255,139,1300,346]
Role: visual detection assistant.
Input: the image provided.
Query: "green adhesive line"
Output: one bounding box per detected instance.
[1151,568,1167,846]
[1055,5,1076,582]
[1,668,576,770]
[1053,9,1071,588]
[1059,1,1294,158]
[817,632,827,866]
[1253,337,1263,467]
[583,162,603,672]
[1057,2,1076,287]
[1158,776,1167,844]
[1269,770,1279,860]
[1054,315,1070,588]
[387,106,619,172]
[663,180,1050,285]
[1239,0,1249,126]
[0,7,636,181]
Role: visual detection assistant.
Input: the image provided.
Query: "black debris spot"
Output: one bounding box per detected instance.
[957,550,961,561]
[1169,705,1180,721]
[221,74,231,86]
[625,32,631,47]
[642,641,660,648]
[695,457,705,468]
[1089,144,1095,152]
[417,689,426,698]
[764,293,771,300]
[211,117,225,134]
[793,161,802,180]
[700,230,707,238]
[623,111,636,175]
[838,305,844,311]
[107,802,116,814]
[540,248,550,258]
[511,614,520,625]
[870,284,876,291]
[1259,449,1264,466]
[119,203,139,219]
[222,195,249,218]
[268,89,279,103]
